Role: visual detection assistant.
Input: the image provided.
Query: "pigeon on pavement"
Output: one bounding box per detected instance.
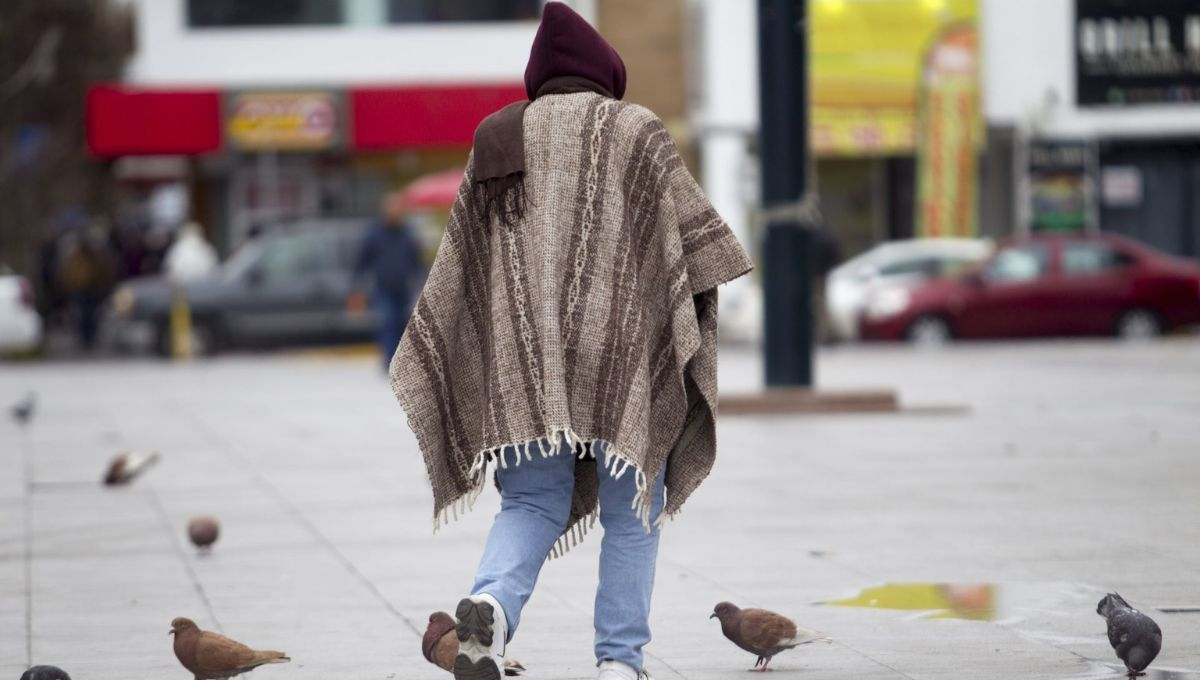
[1097,593,1162,678]
[711,601,830,672]
[422,611,526,676]
[103,451,160,486]
[11,392,35,425]
[19,666,71,680]
[170,617,289,680]
[188,516,220,551]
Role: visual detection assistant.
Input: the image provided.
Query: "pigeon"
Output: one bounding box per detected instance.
[20,666,71,680]
[188,516,220,551]
[1097,593,1162,677]
[103,451,161,486]
[170,617,289,680]
[422,611,526,676]
[711,602,830,672]
[11,392,35,425]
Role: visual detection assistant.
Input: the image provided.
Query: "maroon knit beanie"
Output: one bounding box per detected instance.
[524,2,627,100]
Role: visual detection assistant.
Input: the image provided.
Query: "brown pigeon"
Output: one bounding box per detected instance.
[711,602,830,672]
[422,611,526,676]
[103,451,161,486]
[188,516,220,551]
[170,617,289,680]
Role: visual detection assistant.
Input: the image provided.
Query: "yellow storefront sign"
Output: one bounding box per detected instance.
[810,0,980,157]
[226,92,339,151]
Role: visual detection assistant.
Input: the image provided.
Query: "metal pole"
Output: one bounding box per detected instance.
[758,0,813,387]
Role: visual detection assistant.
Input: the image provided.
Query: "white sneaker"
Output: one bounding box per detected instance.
[453,594,507,680]
[598,659,652,680]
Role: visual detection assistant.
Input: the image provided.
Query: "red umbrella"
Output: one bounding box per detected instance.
[401,168,465,209]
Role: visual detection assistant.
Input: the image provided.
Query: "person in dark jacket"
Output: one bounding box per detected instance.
[353,192,425,368]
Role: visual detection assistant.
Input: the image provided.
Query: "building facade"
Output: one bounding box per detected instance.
[690,0,1200,270]
[89,0,594,252]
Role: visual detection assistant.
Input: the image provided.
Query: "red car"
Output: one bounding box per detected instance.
[859,233,1200,343]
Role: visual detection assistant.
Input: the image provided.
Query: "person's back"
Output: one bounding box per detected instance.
[389,5,752,680]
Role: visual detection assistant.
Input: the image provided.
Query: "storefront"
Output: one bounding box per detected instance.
[86,82,524,253]
[988,0,1200,259]
[810,0,985,255]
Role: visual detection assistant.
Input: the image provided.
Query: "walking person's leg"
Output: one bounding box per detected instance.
[372,294,401,370]
[594,447,667,678]
[457,439,576,679]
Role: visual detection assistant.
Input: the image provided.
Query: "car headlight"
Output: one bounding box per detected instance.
[111,286,136,317]
[865,287,912,320]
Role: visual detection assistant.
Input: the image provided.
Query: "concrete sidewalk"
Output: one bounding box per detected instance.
[2,340,1199,679]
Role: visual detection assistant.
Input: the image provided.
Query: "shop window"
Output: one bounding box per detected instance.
[187,0,343,28]
[387,0,541,23]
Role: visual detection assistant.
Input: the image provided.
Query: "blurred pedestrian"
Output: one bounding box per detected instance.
[388,5,752,680]
[56,223,117,351]
[353,192,424,369]
[37,218,66,322]
[164,221,219,284]
[811,223,842,345]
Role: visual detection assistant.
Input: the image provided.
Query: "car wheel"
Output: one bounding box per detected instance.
[1116,308,1161,340]
[906,315,952,347]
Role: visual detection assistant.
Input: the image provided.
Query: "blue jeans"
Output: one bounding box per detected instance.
[373,294,411,369]
[470,438,666,671]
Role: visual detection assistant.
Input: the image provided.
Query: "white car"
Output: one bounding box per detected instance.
[0,273,43,354]
[825,238,992,341]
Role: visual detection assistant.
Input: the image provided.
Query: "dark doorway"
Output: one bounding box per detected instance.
[1098,138,1200,260]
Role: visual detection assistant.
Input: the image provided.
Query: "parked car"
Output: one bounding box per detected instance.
[859,233,1200,344]
[106,220,376,355]
[825,238,992,340]
[0,270,43,355]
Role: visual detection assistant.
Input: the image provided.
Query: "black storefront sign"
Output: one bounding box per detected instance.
[1076,0,1200,106]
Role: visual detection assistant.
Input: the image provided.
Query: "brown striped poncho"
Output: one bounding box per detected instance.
[389,91,752,554]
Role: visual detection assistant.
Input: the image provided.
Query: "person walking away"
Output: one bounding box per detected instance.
[163,221,219,283]
[354,192,424,369]
[810,223,842,345]
[388,5,753,680]
[56,224,118,351]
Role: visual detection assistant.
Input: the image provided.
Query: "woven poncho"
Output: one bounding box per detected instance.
[390,91,752,554]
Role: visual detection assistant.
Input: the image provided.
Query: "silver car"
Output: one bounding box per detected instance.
[825,238,993,341]
[107,220,376,356]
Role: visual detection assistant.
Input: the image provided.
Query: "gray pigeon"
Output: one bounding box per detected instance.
[1097,592,1162,677]
[20,666,71,680]
[11,392,35,425]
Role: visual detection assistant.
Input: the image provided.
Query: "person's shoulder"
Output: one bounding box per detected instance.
[473,101,528,144]
[610,101,664,127]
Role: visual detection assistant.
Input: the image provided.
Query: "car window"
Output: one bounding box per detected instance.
[940,257,979,278]
[984,245,1048,283]
[334,230,365,270]
[257,233,330,279]
[1062,242,1135,275]
[879,257,940,279]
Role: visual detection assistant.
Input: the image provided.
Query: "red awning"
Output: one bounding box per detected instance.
[87,85,222,158]
[86,82,525,157]
[350,84,525,150]
[400,168,466,209]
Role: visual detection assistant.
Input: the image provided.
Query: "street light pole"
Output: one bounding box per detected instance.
[758,0,813,387]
